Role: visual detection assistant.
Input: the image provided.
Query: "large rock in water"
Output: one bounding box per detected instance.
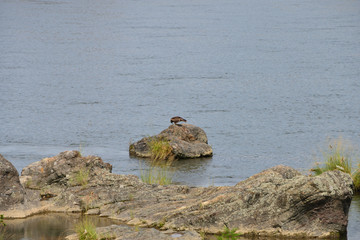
[0,154,24,210]
[129,124,213,159]
[1,151,354,239]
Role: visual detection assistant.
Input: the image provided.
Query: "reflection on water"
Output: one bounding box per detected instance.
[4,213,122,240]
[136,156,215,186]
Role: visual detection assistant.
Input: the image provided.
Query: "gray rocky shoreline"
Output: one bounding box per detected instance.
[1,149,354,239]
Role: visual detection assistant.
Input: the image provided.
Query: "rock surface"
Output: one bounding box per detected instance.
[21,150,112,189]
[1,151,354,239]
[0,154,24,210]
[129,124,213,159]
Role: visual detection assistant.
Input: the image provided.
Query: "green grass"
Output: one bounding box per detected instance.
[69,168,90,187]
[0,215,4,227]
[147,136,173,161]
[78,142,84,157]
[75,218,98,240]
[217,225,242,240]
[352,169,360,192]
[311,137,360,191]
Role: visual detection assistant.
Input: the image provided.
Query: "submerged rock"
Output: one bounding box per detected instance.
[129,124,213,159]
[0,154,24,210]
[1,151,354,239]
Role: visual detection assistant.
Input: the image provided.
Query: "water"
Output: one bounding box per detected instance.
[0,0,359,239]
[4,213,122,240]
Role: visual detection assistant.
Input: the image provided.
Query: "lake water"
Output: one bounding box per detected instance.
[1,0,359,239]
[3,213,122,240]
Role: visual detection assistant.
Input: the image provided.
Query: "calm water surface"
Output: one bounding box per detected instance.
[1,0,359,239]
[4,213,122,240]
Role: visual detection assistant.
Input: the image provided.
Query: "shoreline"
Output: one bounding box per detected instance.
[1,150,354,239]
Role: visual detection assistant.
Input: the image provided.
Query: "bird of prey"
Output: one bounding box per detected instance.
[170,116,187,125]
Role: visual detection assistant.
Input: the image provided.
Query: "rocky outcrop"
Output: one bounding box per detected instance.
[21,150,112,189]
[129,124,213,159]
[1,151,354,239]
[0,154,24,210]
[232,166,353,237]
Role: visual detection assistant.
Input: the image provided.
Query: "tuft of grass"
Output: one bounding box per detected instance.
[147,136,173,161]
[80,192,97,212]
[78,142,84,157]
[70,168,90,187]
[24,179,32,188]
[311,137,360,191]
[0,215,5,227]
[353,169,360,191]
[217,224,242,240]
[199,230,206,240]
[75,217,98,240]
[157,216,167,228]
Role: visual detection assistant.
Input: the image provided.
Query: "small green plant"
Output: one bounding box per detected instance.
[70,168,90,187]
[24,179,32,188]
[80,192,97,212]
[311,138,352,174]
[78,142,84,157]
[0,215,5,227]
[128,193,134,201]
[311,137,360,191]
[75,217,98,240]
[130,210,135,220]
[147,136,173,161]
[217,224,242,240]
[199,230,206,240]
[157,216,167,228]
[353,169,360,191]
